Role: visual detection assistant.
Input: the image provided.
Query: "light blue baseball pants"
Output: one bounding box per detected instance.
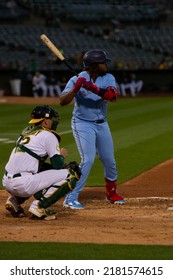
[64,118,118,203]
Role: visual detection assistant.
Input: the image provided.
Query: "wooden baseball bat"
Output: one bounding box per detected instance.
[40,34,78,76]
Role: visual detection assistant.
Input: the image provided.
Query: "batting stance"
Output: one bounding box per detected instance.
[59,49,125,209]
[2,105,81,219]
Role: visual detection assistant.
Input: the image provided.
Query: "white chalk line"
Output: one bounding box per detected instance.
[0,130,72,144]
[60,130,72,135]
[127,197,173,200]
[126,197,173,211]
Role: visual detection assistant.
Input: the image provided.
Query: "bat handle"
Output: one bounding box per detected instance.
[63,60,78,76]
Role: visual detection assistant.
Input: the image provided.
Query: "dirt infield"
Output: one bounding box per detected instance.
[0,159,173,245]
[0,96,60,105]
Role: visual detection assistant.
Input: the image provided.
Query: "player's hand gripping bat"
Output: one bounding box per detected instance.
[40,34,78,76]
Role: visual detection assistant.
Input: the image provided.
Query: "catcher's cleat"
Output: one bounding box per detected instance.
[106,191,125,204]
[29,205,57,220]
[5,196,26,218]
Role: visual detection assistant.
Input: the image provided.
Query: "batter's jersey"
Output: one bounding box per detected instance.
[62,71,117,121]
[5,130,61,175]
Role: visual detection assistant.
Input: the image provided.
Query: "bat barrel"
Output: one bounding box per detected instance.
[40,33,78,76]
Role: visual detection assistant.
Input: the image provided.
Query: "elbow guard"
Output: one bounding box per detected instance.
[98,86,119,101]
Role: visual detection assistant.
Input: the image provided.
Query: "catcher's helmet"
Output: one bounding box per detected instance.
[29,105,59,124]
[83,49,111,68]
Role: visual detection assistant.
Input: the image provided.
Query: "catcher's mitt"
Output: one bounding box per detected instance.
[63,161,82,179]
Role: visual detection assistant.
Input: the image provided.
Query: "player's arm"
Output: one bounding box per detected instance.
[50,147,68,169]
[50,154,65,169]
[59,89,76,106]
[59,76,86,106]
[82,82,119,102]
[46,134,68,169]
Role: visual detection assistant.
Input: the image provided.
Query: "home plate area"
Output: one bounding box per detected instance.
[0,158,173,245]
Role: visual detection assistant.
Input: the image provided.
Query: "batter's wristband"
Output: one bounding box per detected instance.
[97,88,107,97]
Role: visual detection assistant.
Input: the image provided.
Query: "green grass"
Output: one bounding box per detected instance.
[0,97,173,260]
[86,97,173,185]
[0,242,172,260]
[1,98,173,186]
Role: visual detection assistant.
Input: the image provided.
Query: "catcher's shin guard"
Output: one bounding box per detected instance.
[34,187,50,200]
[39,168,79,209]
[105,178,125,204]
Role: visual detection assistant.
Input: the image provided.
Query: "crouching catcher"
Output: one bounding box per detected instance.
[2,105,81,220]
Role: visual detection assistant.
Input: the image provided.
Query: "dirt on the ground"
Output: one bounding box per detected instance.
[0,96,173,245]
[0,159,173,245]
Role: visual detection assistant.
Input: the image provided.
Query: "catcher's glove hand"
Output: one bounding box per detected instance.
[63,161,82,179]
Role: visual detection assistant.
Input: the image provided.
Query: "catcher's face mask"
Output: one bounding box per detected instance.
[51,119,59,131]
[29,105,60,130]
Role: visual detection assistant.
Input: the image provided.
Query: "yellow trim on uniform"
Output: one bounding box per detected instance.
[56,145,60,151]
[28,118,44,124]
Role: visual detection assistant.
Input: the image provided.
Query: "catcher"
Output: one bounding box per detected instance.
[2,105,81,220]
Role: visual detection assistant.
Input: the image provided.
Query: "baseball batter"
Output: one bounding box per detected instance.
[2,105,81,219]
[59,49,125,209]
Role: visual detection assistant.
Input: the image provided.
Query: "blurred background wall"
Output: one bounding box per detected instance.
[0,0,173,96]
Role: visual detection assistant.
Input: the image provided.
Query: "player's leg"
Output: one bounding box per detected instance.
[3,169,78,218]
[128,82,136,97]
[136,80,143,93]
[119,83,127,96]
[5,195,28,217]
[3,169,68,198]
[63,120,97,209]
[48,85,55,97]
[41,84,48,97]
[97,122,125,204]
[29,168,79,219]
[32,86,39,98]
[54,84,61,96]
[3,173,30,217]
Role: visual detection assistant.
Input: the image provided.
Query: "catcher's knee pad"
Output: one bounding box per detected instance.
[66,168,79,190]
[38,182,73,209]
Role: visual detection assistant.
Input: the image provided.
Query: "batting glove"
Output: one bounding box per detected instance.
[82,81,100,94]
[73,77,86,93]
[101,86,119,101]
[83,81,118,101]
